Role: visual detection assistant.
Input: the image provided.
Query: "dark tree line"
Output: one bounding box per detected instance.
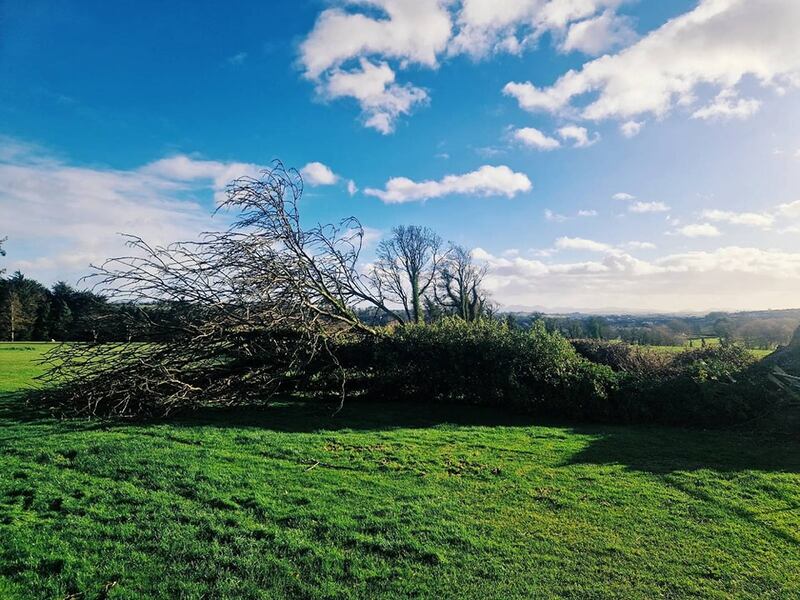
[0,273,113,342]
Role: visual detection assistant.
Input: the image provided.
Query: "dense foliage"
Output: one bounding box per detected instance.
[340,318,618,419]
[327,321,779,427]
[0,273,119,342]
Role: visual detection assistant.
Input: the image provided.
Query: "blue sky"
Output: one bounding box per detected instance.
[2,0,800,312]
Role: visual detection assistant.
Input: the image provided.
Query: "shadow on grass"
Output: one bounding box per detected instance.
[172,399,543,432]
[564,424,800,474]
[4,391,799,476]
[143,401,800,475]
[0,391,54,424]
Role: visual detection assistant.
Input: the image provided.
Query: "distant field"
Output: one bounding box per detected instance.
[643,343,774,359]
[1,344,798,599]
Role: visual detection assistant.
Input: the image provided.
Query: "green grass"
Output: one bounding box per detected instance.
[1,343,798,599]
[642,343,773,359]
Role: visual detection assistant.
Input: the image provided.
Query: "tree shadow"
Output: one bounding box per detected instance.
[564,425,800,546]
[169,399,543,433]
[0,391,53,424]
[564,424,800,474]
[5,391,799,477]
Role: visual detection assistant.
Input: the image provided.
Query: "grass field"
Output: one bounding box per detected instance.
[630,337,774,359]
[1,343,799,599]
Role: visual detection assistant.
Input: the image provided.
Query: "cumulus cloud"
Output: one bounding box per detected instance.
[560,11,636,55]
[299,0,451,78]
[449,0,628,59]
[700,208,774,228]
[300,161,339,186]
[513,126,561,150]
[298,0,637,130]
[365,165,532,204]
[557,125,599,147]
[691,89,761,121]
[503,0,800,122]
[323,59,429,134]
[298,1,450,133]
[675,223,722,238]
[619,120,644,138]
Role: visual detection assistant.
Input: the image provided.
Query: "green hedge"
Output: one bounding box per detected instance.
[338,318,619,419]
[331,322,777,426]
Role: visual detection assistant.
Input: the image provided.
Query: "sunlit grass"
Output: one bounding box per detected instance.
[0,344,798,598]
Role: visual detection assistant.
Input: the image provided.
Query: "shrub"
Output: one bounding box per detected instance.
[331,325,780,426]
[614,342,772,426]
[571,339,672,376]
[339,318,619,419]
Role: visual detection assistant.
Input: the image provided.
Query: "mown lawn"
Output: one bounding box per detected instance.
[0,343,798,599]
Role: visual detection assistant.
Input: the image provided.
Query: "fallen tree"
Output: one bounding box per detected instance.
[38,162,397,417]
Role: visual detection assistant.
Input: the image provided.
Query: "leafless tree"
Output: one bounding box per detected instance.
[434,244,489,322]
[37,162,402,417]
[369,225,445,323]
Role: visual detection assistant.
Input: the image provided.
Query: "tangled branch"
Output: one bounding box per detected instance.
[38,162,389,417]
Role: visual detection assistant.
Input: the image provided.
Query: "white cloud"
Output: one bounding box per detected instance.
[360,226,383,247]
[700,208,774,228]
[675,223,722,238]
[347,179,359,196]
[537,0,625,30]
[300,161,339,186]
[513,126,561,150]
[141,155,262,205]
[299,0,451,78]
[449,0,628,59]
[365,164,532,204]
[625,241,656,250]
[557,125,599,147]
[503,0,800,122]
[691,89,761,121]
[544,208,567,222]
[612,192,635,201]
[577,209,598,217]
[0,146,260,282]
[298,1,451,133]
[227,52,248,65]
[629,201,669,213]
[324,59,429,134]
[561,11,636,56]
[298,0,637,130]
[777,200,800,218]
[619,120,643,138]
[555,236,613,252]
[474,245,800,311]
